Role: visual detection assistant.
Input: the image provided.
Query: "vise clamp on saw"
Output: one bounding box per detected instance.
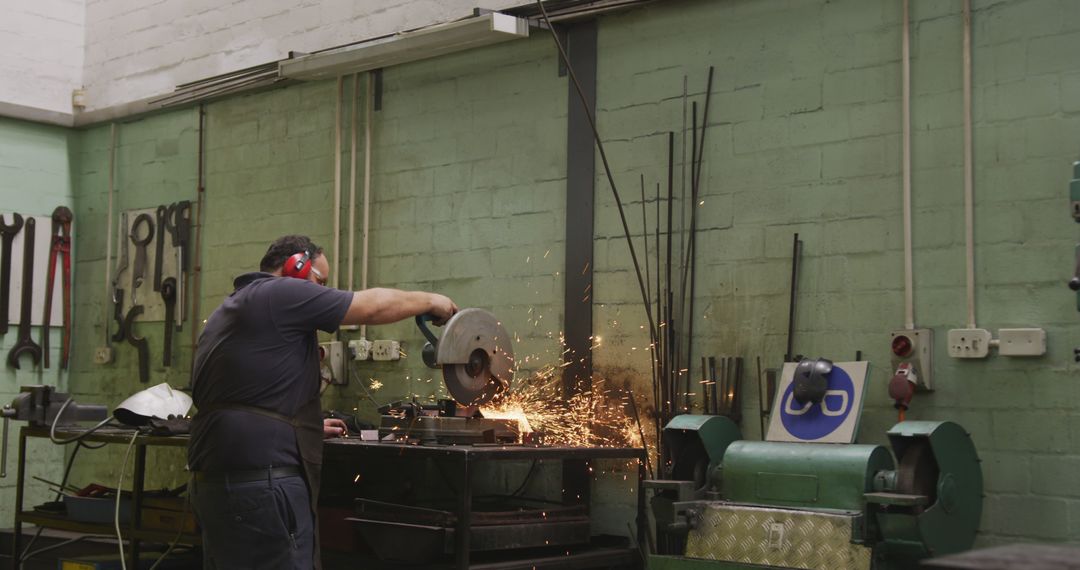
[416,308,514,406]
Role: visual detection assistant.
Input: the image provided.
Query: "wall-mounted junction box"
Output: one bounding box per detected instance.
[997,328,1046,357]
[348,338,372,361]
[93,346,114,364]
[947,327,1047,358]
[947,328,993,358]
[372,340,401,361]
[319,341,346,385]
[890,329,933,390]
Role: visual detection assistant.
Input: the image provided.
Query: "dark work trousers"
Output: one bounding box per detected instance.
[191,472,314,569]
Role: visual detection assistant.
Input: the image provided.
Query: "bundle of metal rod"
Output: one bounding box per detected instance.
[638,69,716,429]
[698,355,742,422]
[149,62,287,108]
[535,0,659,477]
[537,0,720,475]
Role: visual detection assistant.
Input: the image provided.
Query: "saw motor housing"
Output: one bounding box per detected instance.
[416,308,514,406]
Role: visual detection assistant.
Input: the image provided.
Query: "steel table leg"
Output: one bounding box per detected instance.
[455,457,472,569]
[637,458,647,554]
[11,428,27,570]
[130,443,146,569]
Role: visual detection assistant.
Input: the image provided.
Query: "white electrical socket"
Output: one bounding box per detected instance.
[93,346,114,365]
[348,339,372,360]
[372,340,401,361]
[947,328,993,358]
[997,328,1046,357]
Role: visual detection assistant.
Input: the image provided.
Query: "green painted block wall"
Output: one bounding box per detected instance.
[590,0,1080,546]
[0,117,77,524]
[61,111,199,501]
[13,0,1077,550]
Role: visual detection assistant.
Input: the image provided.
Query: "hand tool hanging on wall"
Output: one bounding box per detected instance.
[153,205,167,291]
[111,212,129,343]
[165,203,185,332]
[161,277,176,367]
[130,213,153,305]
[0,214,24,335]
[42,206,73,369]
[173,200,192,273]
[123,305,150,383]
[8,218,41,369]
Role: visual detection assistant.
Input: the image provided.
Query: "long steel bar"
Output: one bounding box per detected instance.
[785,233,801,362]
[665,132,674,418]
[535,0,657,342]
[683,68,713,402]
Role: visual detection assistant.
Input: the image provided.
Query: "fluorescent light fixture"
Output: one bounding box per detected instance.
[279,12,530,80]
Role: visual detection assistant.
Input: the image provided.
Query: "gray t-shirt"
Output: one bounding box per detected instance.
[188,272,352,471]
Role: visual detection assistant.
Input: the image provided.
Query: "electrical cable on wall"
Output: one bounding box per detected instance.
[962,0,977,329]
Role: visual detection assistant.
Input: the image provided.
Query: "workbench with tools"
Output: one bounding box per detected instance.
[316,308,648,569]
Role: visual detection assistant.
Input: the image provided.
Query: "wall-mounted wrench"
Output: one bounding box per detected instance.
[161,277,176,367]
[129,213,153,305]
[112,212,129,342]
[7,218,41,369]
[153,205,167,292]
[123,304,150,383]
[173,201,191,273]
[0,213,24,335]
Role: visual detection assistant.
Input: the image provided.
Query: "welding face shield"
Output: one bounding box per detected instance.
[113,383,193,426]
[792,357,833,405]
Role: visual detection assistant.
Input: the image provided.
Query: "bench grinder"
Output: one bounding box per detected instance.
[647,360,982,570]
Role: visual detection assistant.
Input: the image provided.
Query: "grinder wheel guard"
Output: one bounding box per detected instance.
[432,308,514,406]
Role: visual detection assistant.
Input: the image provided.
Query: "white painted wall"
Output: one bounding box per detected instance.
[81,0,524,114]
[0,0,86,119]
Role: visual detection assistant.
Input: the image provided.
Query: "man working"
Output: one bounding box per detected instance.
[188,235,457,569]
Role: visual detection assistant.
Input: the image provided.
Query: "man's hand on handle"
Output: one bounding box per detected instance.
[428,293,458,325]
[323,418,348,439]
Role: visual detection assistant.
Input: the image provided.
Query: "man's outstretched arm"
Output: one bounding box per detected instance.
[341,288,457,326]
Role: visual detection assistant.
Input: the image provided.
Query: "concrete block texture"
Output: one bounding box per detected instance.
[0,0,86,116]
[6,0,1073,547]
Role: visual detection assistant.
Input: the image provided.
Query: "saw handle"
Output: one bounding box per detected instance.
[415,314,441,369]
[415,314,439,345]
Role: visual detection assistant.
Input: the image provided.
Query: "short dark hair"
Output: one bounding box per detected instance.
[260,235,324,273]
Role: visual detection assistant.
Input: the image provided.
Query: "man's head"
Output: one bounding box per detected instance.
[260,235,330,286]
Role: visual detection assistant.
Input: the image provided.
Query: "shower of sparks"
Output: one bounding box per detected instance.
[369,379,384,391]
[480,364,642,448]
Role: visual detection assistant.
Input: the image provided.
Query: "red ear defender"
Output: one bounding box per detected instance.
[282,251,312,279]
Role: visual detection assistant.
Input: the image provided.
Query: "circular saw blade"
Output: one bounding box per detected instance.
[436,308,514,406]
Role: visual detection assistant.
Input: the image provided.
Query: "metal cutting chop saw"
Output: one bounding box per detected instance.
[378,308,520,444]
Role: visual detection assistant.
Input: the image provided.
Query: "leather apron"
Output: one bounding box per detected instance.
[195,396,325,569]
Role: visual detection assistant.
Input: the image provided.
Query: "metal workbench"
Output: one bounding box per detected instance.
[324,439,647,569]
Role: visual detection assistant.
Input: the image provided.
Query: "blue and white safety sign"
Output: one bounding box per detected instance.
[766,361,869,444]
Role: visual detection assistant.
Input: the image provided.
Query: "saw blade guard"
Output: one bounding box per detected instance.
[416,308,515,406]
